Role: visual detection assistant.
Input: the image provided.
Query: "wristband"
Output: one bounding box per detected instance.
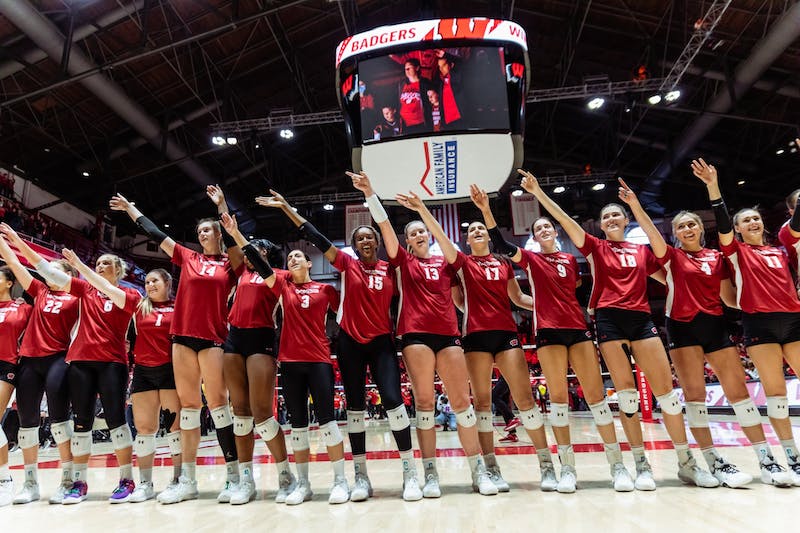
[365,194,388,224]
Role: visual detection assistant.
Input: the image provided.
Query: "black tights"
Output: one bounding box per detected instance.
[281,362,335,428]
[16,353,71,427]
[68,361,128,431]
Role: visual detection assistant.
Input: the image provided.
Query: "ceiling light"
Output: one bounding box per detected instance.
[591,183,606,191]
[553,186,566,194]
[323,203,334,211]
[81,171,90,177]
[255,143,261,149]
[461,222,469,228]
[737,180,745,186]
[226,137,238,145]
[664,90,681,102]
[587,97,605,110]
[791,147,798,153]
[647,94,662,105]
[776,149,785,155]
[164,224,170,228]
[44,148,51,153]
[212,136,225,145]
[279,129,294,139]
[511,189,524,197]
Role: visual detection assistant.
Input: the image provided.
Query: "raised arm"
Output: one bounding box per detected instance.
[255,189,337,263]
[518,169,587,249]
[220,213,276,288]
[0,222,69,289]
[0,235,34,290]
[207,185,243,270]
[507,278,533,311]
[617,178,668,259]
[61,249,127,308]
[348,171,400,260]
[470,184,522,263]
[395,191,458,264]
[109,193,176,257]
[691,159,732,247]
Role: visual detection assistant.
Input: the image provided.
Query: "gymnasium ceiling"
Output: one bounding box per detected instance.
[0,0,798,244]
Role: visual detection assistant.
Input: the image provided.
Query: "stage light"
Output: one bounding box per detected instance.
[553,186,566,194]
[255,143,261,149]
[81,171,90,177]
[323,203,334,211]
[587,97,605,110]
[226,137,238,145]
[164,224,170,228]
[647,94,662,105]
[776,149,785,155]
[511,189,524,197]
[279,129,294,139]
[591,183,606,191]
[737,180,745,186]
[461,222,470,228]
[212,136,225,145]
[664,90,681,102]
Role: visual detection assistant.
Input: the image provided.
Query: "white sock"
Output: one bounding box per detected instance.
[675,443,692,465]
[603,443,623,465]
[422,457,437,477]
[140,467,153,484]
[753,442,775,464]
[558,445,575,467]
[225,460,240,483]
[332,458,345,479]
[780,439,799,465]
[181,462,196,481]
[296,462,309,481]
[631,445,647,466]
[353,454,368,476]
[73,463,88,482]
[400,450,415,473]
[24,464,38,483]
[61,461,73,482]
[241,461,254,481]
[0,463,9,479]
[537,448,553,467]
[701,447,721,469]
[120,463,133,480]
[483,453,498,468]
[276,459,290,477]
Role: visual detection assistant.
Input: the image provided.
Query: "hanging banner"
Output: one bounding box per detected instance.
[510,192,540,235]
[345,204,373,240]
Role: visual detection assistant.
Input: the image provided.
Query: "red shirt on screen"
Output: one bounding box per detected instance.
[399,80,425,127]
[19,278,79,357]
[441,74,461,124]
[659,246,729,321]
[455,252,516,334]
[518,250,587,331]
[228,268,283,329]
[134,300,174,367]
[333,250,394,343]
[273,275,339,364]
[0,299,32,364]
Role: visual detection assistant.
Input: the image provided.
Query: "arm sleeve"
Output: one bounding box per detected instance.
[655,245,673,267]
[299,222,333,252]
[135,215,169,243]
[242,243,274,279]
[487,226,518,257]
[171,243,186,266]
[123,289,142,313]
[34,260,71,287]
[331,249,349,272]
[577,232,597,257]
[710,198,733,234]
[326,284,340,312]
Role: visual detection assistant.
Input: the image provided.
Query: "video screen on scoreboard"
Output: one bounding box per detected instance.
[357,46,510,143]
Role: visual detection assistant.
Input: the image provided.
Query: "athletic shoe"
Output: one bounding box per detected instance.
[285,478,313,505]
[349,472,372,502]
[217,479,238,503]
[402,470,423,501]
[487,465,510,492]
[49,480,73,504]
[504,418,521,432]
[230,478,256,505]
[540,464,558,492]
[129,481,155,503]
[156,476,198,504]
[472,462,499,496]
[677,458,719,488]
[498,432,519,443]
[422,473,441,498]
[109,478,136,503]
[62,480,88,504]
[610,462,635,492]
[789,462,800,487]
[13,479,40,504]
[328,475,350,504]
[557,465,577,493]
[275,471,297,503]
[710,459,752,488]
[634,461,656,491]
[759,460,793,487]
[0,478,13,507]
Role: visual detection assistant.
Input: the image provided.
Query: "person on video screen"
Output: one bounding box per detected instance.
[373,105,405,140]
[398,59,431,134]
[426,89,443,132]
[436,50,465,128]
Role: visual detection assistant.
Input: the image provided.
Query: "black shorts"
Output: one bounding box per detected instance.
[536,328,594,348]
[172,335,222,353]
[130,363,176,394]
[462,330,520,355]
[223,326,276,357]
[742,312,800,347]
[401,333,462,353]
[666,313,733,353]
[0,360,17,386]
[594,308,659,343]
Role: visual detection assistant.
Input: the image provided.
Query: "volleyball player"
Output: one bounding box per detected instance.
[220,213,350,505]
[255,189,421,501]
[350,171,497,497]
[471,186,635,492]
[518,169,718,490]
[694,158,800,486]
[128,269,182,502]
[778,187,800,278]
[0,265,32,507]
[109,187,244,504]
[0,228,79,504]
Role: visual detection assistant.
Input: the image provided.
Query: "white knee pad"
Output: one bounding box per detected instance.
[210,405,233,429]
[255,418,281,442]
[290,427,310,451]
[617,389,640,417]
[386,405,411,432]
[347,410,365,434]
[167,430,182,456]
[111,424,133,451]
[767,396,788,420]
[476,410,494,432]
[685,402,709,428]
[549,403,570,428]
[519,407,544,430]
[455,406,476,428]
[18,426,40,450]
[0,428,7,448]
[180,408,201,430]
[656,391,682,416]
[731,398,762,427]
[589,400,614,426]
[234,415,254,437]
[320,421,343,447]
[416,410,435,430]
[71,431,92,456]
[134,433,156,457]
[50,421,73,445]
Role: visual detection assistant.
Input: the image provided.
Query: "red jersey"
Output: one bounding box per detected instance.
[228,268,282,329]
[720,239,800,314]
[455,252,517,334]
[0,299,32,363]
[659,246,729,321]
[171,244,239,343]
[399,80,424,126]
[333,251,394,343]
[579,233,661,314]
[19,278,79,357]
[441,74,461,123]
[390,247,461,337]
[778,222,799,276]
[273,274,339,364]
[67,278,141,364]
[518,250,587,331]
[134,301,174,367]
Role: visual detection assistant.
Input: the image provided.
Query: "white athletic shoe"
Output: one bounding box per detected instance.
[0,478,13,507]
[49,480,73,504]
[634,461,657,491]
[217,479,238,503]
[402,470,423,501]
[275,471,297,503]
[789,463,800,487]
[759,460,794,487]
[471,462,499,496]
[557,465,577,493]
[285,478,313,505]
[610,463,635,492]
[488,465,510,493]
[422,473,441,498]
[156,476,198,504]
[539,464,558,492]
[13,480,40,504]
[230,478,256,505]
[349,472,372,502]
[678,458,720,488]
[711,459,752,488]
[328,475,350,504]
[129,481,155,503]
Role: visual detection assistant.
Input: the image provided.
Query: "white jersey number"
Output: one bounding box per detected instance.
[200,264,217,277]
[700,262,712,275]
[764,256,782,269]
[42,300,63,314]
[618,254,637,268]
[300,295,310,309]
[155,313,164,327]
[556,264,568,278]
[368,274,384,290]
[422,266,440,281]
[103,300,114,312]
[484,267,500,281]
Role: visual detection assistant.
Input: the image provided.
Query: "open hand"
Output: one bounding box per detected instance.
[517,169,541,195]
[61,248,80,268]
[220,212,238,234]
[690,158,718,186]
[109,193,133,212]
[395,191,424,212]
[255,189,289,209]
[206,185,225,206]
